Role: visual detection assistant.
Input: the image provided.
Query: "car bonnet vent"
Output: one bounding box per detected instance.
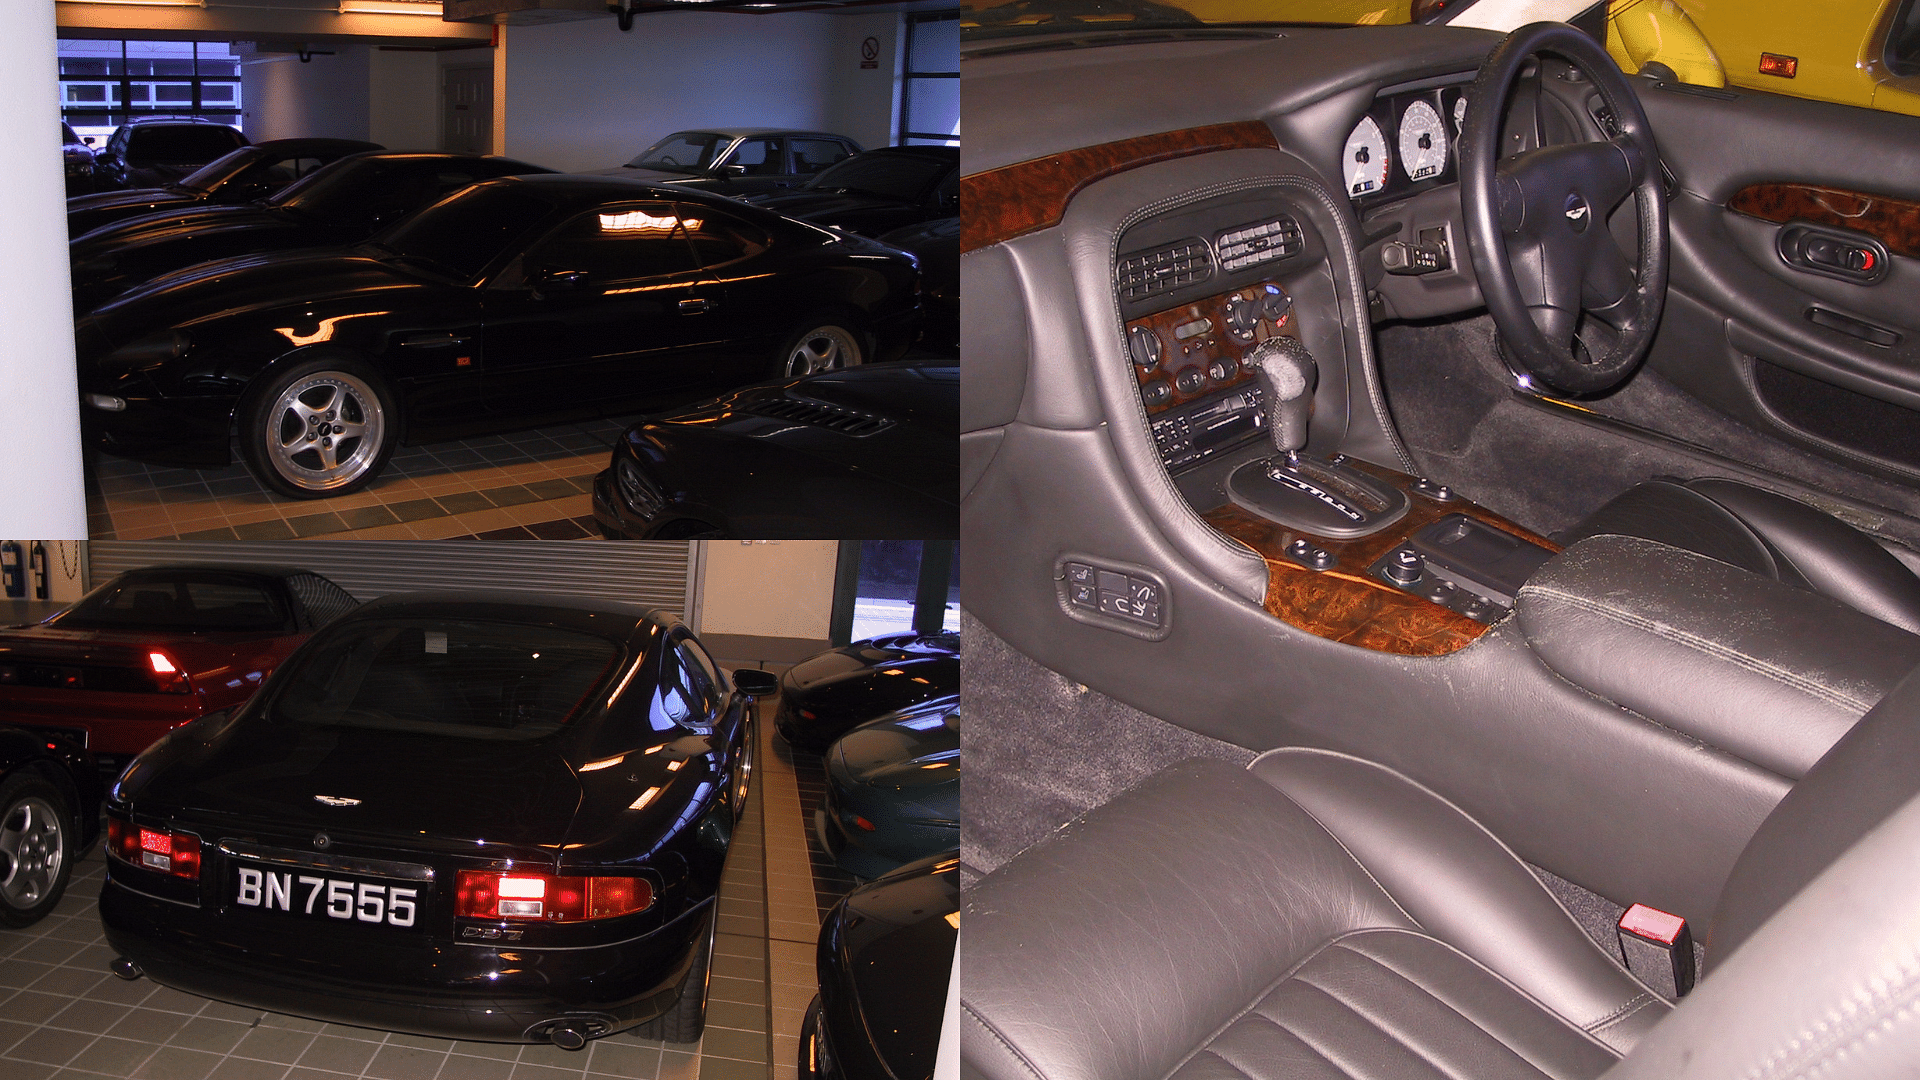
[749,397,895,437]
[1117,238,1213,303]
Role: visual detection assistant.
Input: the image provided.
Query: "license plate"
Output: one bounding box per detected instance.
[231,863,424,929]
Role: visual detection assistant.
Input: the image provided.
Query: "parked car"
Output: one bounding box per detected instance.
[76,174,921,499]
[877,216,957,352]
[92,117,248,191]
[0,726,102,928]
[587,128,862,195]
[0,564,358,773]
[800,852,957,1080]
[68,138,384,238]
[774,633,960,753]
[62,122,97,197]
[592,359,958,540]
[69,151,552,312]
[816,697,958,878]
[744,145,958,237]
[100,592,777,1047]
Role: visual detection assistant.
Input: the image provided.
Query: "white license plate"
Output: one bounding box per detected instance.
[231,863,423,929]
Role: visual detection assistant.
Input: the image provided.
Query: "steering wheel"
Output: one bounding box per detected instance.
[1459,22,1668,396]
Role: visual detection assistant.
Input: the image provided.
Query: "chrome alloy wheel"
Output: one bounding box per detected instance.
[263,370,386,492]
[783,326,862,377]
[0,796,63,911]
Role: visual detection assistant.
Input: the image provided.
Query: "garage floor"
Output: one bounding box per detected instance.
[0,683,853,1080]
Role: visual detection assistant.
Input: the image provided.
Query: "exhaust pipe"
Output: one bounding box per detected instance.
[110,957,143,981]
[548,1024,588,1051]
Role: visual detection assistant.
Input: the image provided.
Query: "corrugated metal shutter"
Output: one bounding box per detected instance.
[87,541,695,618]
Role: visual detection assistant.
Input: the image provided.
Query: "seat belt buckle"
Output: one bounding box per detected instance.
[1616,903,1696,1000]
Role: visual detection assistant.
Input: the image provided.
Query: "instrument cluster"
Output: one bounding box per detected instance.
[1343,81,1472,206]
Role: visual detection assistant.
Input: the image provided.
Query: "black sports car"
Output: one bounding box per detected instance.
[877,217,957,352]
[800,852,957,1080]
[746,146,959,238]
[63,122,97,197]
[100,592,778,1047]
[68,138,384,238]
[774,633,960,753]
[92,117,249,191]
[592,360,958,539]
[0,726,102,928]
[69,152,551,313]
[817,698,959,879]
[586,128,863,195]
[76,174,921,499]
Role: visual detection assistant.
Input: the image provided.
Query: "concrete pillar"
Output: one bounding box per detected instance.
[0,5,86,538]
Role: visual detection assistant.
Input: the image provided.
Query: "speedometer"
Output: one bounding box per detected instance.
[1398,100,1448,182]
[1343,115,1390,199]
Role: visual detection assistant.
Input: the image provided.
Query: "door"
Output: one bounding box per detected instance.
[678,202,791,391]
[443,66,491,155]
[712,135,787,193]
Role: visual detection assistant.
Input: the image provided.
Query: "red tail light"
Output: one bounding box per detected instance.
[148,652,191,695]
[107,818,201,879]
[454,870,652,922]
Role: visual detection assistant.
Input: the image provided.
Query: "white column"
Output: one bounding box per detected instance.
[0,5,86,539]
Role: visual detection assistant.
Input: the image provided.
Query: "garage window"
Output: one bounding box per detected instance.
[900,13,959,147]
[58,40,242,143]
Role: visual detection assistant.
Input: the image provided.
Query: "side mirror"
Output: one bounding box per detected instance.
[530,266,589,298]
[83,137,95,146]
[721,163,748,176]
[730,668,779,697]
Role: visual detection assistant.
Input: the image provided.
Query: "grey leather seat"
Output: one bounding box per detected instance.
[1565,477,1920,633]
[961,668,1920,1080]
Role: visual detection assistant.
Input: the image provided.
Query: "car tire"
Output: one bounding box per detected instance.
[636,910,714,1043]
[0,774,75,929]
[778,322,863,379]
[731,719,755,825]
[238,356,397,499]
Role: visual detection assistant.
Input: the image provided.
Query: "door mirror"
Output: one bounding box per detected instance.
[721,163,748,176]
[530,266,589,298]
[729,668,779,697]
[83,137,95,146]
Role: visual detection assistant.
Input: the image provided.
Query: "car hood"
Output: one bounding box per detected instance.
[71,204,300,257]
[829,701,959,788]
[68,187,192,216]
[786,632,960,692]
[746,188,909,218]
[822,854,958,1080]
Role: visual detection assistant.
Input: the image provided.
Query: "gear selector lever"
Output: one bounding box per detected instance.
[1246,336,1317,464]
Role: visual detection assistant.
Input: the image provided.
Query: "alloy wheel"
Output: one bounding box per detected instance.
[783,326,862,378]
[263,370,387,492]
[0,796,63,911]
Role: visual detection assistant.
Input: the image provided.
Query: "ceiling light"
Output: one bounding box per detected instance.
[66,0,205,7]
[339,0,443,13]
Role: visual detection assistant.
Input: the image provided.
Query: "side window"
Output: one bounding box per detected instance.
[525,202,699,282]
[263,156,324,185]
[681,205,769,268]
[791,138,852,176]
[722,136,784,176]
[1890,0,1920,77]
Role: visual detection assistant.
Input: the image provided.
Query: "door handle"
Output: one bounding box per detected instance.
[399,331,471,347]
[678,298,710,314]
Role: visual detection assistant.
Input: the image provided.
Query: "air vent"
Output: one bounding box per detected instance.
[749,397,895,437]
[1215,217,1303,273]
[1117,238,1213,303]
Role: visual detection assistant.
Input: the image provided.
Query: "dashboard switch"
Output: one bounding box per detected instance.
[1057,557,1171,637]
[1382,241,1449,275]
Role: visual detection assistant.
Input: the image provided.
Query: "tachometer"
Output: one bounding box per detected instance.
[1343,115,1390,199]
[1399,100,1448,182]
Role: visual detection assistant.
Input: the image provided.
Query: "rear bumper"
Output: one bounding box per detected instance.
[0,692,203,756]
[101,877,710,1042]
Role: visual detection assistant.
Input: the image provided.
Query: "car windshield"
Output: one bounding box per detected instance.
[173,146,259,194]
[266,619,620,740]
[961,0,1419,38]
[126,125,244,163]
[805,153,949,200]
[372,183,558,280]
[627,132,730,173]
[55,575,292,633]
[270,157,415,220]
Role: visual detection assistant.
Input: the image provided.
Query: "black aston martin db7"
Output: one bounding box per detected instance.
[68,151,552,313]
[67,137,383,238]
[592,359,957,539]
[76,174,921,498]
[100,592,778,1047]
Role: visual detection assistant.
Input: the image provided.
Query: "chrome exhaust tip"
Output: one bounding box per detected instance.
[548,1025,588,1051]
[109,957,143,981]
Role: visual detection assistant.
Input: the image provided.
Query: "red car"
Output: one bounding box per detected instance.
[0,566,356,770]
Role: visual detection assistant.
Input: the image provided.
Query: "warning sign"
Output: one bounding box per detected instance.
[860,36,880,69]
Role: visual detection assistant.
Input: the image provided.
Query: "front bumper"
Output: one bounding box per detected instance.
[80,392,237,469]
[101,876,710,1042]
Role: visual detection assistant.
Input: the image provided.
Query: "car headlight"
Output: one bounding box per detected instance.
[616,457,665,516]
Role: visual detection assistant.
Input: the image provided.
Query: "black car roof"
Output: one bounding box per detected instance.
[341,591,672,637]
[109,564,324,582]
[247,138,385,154]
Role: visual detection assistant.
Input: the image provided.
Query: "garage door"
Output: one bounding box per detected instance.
[87,541,696,618]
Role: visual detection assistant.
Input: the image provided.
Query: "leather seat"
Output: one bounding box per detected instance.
[961,668,1920,1080]
[1564,477,1920,633]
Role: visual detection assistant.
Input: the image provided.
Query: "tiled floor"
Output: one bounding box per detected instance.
[85,417,640,542]
[0,687,830,1080]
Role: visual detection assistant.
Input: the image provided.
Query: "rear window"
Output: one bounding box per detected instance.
[57,576,291,632]
[127,126,245,164]
[268,619,618,740]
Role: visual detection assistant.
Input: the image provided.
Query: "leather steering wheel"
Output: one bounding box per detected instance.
[1459,22,1668,396]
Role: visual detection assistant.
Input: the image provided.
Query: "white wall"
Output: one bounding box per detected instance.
[241,44,372,142]
[826,12,903,151]
[369,48,439,151]
[698,541,839,640]
[497,13,843,172]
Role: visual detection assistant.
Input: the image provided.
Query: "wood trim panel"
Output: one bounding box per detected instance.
[1203,460,1560,657]
[1728,183,1920,260]
[959,121,1280,252]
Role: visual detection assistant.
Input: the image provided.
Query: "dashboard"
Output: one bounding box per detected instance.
[1343,77,1474,207]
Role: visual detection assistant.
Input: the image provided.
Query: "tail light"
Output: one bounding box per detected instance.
[107,818,201,879]
[455,871,653,922]
[148,652,191,695]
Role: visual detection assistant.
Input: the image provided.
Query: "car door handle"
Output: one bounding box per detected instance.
[400,331,471,347]
[678,299,710,314]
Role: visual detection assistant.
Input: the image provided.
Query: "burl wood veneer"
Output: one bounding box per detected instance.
[1204,459,1560,656]
[959,121,1280,253]
[1728,183,1920,260]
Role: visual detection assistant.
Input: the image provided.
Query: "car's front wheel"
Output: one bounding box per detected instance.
[239,357,397,499]
[0,774,74,929]
[779,322,863,379]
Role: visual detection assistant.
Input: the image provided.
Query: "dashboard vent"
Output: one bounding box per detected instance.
[749,397,895,437]
[1216,217,1303,272]
[1117,238,1213,303]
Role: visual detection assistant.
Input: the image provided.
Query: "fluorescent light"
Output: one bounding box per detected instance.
[339,0,442,13]
[66,0,205,7]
